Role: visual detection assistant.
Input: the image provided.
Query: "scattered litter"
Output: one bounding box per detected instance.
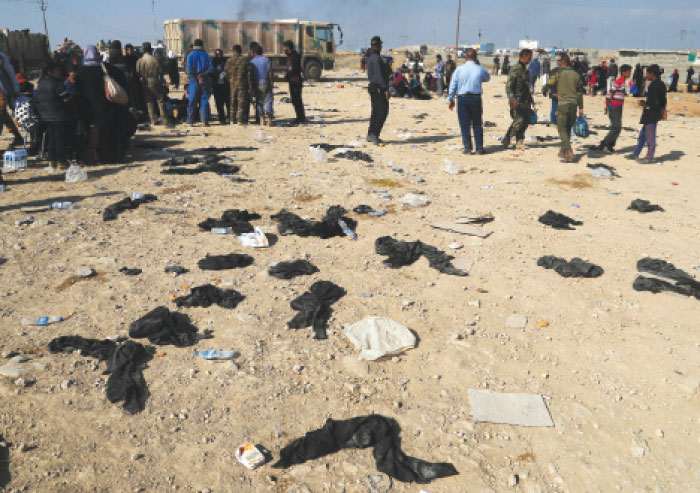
[146,206,186,215]
[194,350,237,360]
[505,314,528,329]
[273,415,458,483]
[119,267,142,276]
[399,193,430,207]
[238,227,270,248]
[21,315,70,326]
[492,135,503,141]
[444,144,462,151]
[268,260,319,279]
[412,177,425,183]
[455,213,494,225]
[344,316,416,360]
[431,222,493,238]
[65,164,88,183]
[608,190,621,195]
[15,216,34,227]
[590,167,612,178]
[338,219,357,239]
[76,266,96,277]
[165,265,188,276]
[441,160,462,174]
[357,292,373,298]
[628,199,663,213]
[236,443,267,469]
[537,321,549,327]
[287,281,346,339]
[448,242,463,250]
[468,389,554,427]
[538,210,582,230]
[537,256,604,278]
[252,130,275,143]
[481,185,493,190]
[570,203,580,208]
[369,210,387,217]
[353,205,374,214]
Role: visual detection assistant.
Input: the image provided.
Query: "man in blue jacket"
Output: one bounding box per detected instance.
[186,39,213,125]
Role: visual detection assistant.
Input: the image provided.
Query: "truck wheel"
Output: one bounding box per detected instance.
[305,61,322,81]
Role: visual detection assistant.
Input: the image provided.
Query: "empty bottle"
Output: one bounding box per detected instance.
[338,219,357,240]
[194,350,236,360]
[368,210,387,217]
[21,316,69,326]
[131,192,145,200]
[211,227,232,234]
[50,202,73,210]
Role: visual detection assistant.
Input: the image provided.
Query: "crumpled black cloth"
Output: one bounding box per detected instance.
[353,205,374,214]
[103,194,158,221]
[197,253,254,270]
[309,143,343,152]
[633,258,700,299]
[161,163,240,175]
[119,267,142,276]
[165,265,188,276]
[269,260,319,279]
[198,209,261,233]
[271,206,357,239]
[273,415,459,484]
[335,150,373,162]
[538,210,583,230]
[48,336,152,414]
[129,306,198,346]
[173,284,244,309]
[287,280,345,339]
[628,199,664,213]
[537,256,604,278]
[375,236,467,276]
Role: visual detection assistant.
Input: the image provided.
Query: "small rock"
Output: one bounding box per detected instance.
[508,474,519,487]
[131,453,144,461]
[14,377,28,387]
[60,379,73,390]
[655,429,664,438]
[467,300,480,308]
[506,314,528,329]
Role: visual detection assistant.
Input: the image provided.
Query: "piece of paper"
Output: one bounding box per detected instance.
[468,389,554,427]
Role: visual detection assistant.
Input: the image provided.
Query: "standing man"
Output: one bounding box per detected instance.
[186,39,212,126]
[212,49,230,124]
[283,41,305,124]
[542,56,551,86]
[136,42,167,126]
[502,54,510,75]
[528,56,541,92]
[365,35,391,145]
[502,48,534,151]
[543,53,584,162]
[434,54,446,95]
[444,54,457,91]
[0,49,24,149]
[607,59,618,93]
[686,65,695,92]
[631,64,667,163]
[225,45,252,125]
[250,44,274,126]
[597,64,632,154]
[493,55,501,75]
[447,48,490,155]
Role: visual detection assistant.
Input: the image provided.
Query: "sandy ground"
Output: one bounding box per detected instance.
[1,65,700,493]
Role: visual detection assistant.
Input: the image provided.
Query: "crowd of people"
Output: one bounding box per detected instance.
[0,36,308,181]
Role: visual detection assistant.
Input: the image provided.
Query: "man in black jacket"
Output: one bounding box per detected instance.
[365,35,391,144]
[283,41,305,124]
[631,64,667,163]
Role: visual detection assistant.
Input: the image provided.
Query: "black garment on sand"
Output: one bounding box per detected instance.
[165,265,188,275]
[268,260,319,279]
[272,206,357,239]
[537,256,604,278]
[129,306,198,346]
[119,267,142,276]
[197,253,254,271]
[48,336,152,414]
[633,258,700,299]
[538,210,583,230]
[353,205,374,214]
[161,155,239,175]
[198,209,261,233]
[173,284,244,309]
[287,280,345,339]
[309,143,344,152]
[335,150,373,162]
[628,199,664,213]
[374,236,468,277]
[273,415,459,484]
[103,194,158,221]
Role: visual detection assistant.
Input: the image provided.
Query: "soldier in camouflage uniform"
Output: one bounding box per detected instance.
[543,52,584,162]
[503,49,534,150]
[224,44,253,124]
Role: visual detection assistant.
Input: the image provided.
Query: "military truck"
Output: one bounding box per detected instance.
[0,29,50,71]
[163,19,342,80]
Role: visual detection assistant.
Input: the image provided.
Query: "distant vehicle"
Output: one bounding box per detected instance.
[163,18,343,80]
[0,28,50,71]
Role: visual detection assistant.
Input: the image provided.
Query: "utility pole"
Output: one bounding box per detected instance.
[455,0,461,53]
[38,0,49,45]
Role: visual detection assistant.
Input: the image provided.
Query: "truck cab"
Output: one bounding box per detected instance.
[274,20,342,80]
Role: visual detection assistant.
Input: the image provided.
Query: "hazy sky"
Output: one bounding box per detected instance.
[2,0,700,52]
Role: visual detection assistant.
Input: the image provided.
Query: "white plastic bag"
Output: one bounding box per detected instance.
[65,164,88,183]
[344,316,416,360]
[309,146,328,163]
[238,226,269,248]
[399,193,430,207]
[441,159,461,174]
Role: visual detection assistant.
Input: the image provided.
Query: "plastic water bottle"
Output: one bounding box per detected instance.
[50,202,73,210]
[3,150,26,171]
[211,227,232,234]
[131,192,145,200]
[338,219,357,240]
[21,316,69,326]
[194,350,236,360]
[368,210,387,217]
